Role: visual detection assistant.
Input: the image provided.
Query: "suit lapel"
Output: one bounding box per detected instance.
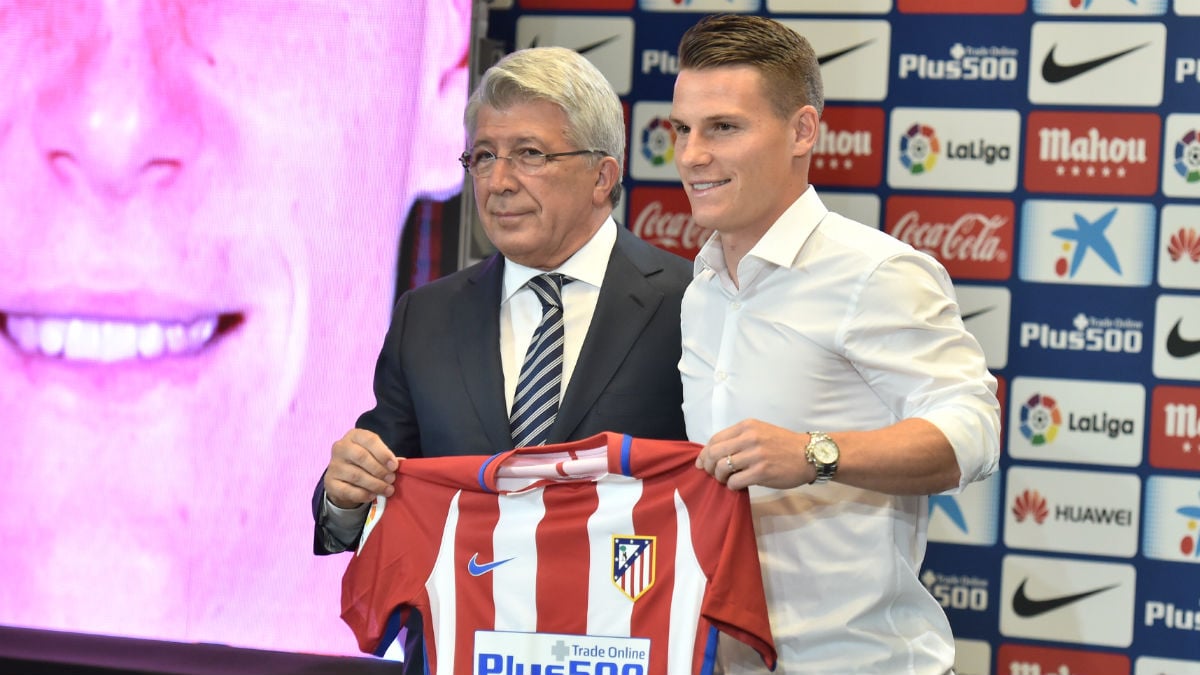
[454,254,514,452]
[550,228,665,442]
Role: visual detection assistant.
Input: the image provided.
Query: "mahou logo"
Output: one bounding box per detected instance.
[885,196,1013,280]
[810,106,885,188]
[1150,385,1200,471]
[1024,111,1161,196]
[628,187,711,259]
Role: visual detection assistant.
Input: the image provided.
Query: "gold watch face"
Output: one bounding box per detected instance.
[811,439,839,464]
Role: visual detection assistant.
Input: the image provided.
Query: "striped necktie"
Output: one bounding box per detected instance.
[510,273,570,448]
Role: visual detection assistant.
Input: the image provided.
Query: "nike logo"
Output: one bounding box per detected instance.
[1011,579,1119,617]
[961,306,995,322]
[1166,319,1200,358]
[1041,43,1148,84]
[528,35,620,57]
[818,40,875,66]
[468,553,515,577]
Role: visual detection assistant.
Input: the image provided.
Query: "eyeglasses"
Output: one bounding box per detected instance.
[459,148,608,177]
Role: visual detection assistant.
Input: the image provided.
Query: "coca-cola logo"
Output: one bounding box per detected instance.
[891,210,1008,262]
[631,200,712,253]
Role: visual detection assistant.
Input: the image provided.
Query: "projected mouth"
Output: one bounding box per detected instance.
[1,311,243,362]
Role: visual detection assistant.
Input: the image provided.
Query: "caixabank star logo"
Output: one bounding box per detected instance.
[1018,200,1155,287]
[1032,0,1167,15]
[1143,475,1200,564]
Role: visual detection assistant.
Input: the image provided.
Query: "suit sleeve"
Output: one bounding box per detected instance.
[356,292,423,458]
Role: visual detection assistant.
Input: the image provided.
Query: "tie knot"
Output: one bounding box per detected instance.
[527,273,569,311]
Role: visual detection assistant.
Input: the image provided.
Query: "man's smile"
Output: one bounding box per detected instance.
[689,179,730,192]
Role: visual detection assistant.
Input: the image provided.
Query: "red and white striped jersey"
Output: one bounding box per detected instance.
[341,432,776,675]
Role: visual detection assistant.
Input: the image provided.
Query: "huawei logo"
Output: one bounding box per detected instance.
[1012,490,1049,524]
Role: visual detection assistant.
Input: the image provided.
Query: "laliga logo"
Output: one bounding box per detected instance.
[1172,128,1200,183]
[899,123,940,175]
[1019,393,1061,446]
[641,117,675,167]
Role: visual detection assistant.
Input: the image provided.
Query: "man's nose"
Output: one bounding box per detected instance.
[676,134,708,170]
[486,155,522,193]
[30,2,207,201]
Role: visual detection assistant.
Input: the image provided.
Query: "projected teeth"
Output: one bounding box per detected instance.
[5,314,220,362]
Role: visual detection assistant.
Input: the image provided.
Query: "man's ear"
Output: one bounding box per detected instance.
[593,155,621,206]
[792,104,820,159]
[413,0,471,199]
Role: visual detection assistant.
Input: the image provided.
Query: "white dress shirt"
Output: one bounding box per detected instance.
[322,218,618,540]
[680,187,1000,675]
[500,217,616,413]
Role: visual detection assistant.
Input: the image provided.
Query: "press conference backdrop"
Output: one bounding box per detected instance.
[481,1,1200,673]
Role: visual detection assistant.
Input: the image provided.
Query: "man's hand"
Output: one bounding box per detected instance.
[323,428,400,508]
[696,419,815,491]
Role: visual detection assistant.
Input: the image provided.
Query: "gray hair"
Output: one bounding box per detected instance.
[465,46,625,206]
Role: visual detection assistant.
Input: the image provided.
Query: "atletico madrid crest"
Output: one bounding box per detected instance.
[612,535,656,601]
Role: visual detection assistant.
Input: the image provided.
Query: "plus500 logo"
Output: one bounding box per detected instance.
[898,53,1018,81]
[1019,318,1143,354]
[923,571,989,612]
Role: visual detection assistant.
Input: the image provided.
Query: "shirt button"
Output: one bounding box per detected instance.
[715,371,727,382]
[730,301,741,311]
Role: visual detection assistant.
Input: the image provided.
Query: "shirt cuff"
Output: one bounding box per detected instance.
[319,492,370,552]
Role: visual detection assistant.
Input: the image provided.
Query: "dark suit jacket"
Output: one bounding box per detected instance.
[313,226,691,553]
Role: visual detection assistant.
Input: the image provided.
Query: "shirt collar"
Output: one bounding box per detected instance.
[694,186,828,279]
[502,217,617,302]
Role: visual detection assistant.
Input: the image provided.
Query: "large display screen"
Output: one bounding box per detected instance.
[0,0,471,657]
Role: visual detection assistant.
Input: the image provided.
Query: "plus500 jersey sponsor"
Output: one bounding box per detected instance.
[475,632,650,675]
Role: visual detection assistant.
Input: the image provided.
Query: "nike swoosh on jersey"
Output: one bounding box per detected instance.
[817,39,875,66]
[468,553,515,576]
[1166,319,1200,358]
[1011,579,1119,617]
[1041,43,1148,84]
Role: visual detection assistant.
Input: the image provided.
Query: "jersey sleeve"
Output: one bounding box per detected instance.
[340,473,452,656]
[684,471,778,670]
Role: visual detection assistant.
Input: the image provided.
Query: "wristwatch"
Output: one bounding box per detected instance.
[804,431,840,484]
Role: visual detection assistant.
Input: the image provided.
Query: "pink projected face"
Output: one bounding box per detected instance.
[0,0,468,654]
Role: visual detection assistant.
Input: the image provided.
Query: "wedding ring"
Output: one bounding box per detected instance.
[725,455,735,471]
